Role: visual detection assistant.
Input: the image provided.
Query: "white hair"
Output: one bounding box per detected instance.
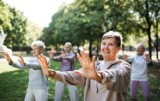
[102,31,123,48]
[31,40,46,49]
[64,42,72,48]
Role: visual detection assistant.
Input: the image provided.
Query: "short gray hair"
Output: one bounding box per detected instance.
[64,42,72,48]
[136,43,145,50]
[102,31,123,48]
[31,40,46,49]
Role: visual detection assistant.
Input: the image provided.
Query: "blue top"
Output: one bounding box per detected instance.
[52,52,75,71]
[11,56,49,90]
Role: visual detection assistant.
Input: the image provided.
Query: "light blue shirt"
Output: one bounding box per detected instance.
[11,56,49,90]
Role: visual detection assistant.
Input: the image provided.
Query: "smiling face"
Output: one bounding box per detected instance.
[64,42,72,53]
[64,44,71,53]
[32,46,43,57]
[101,38,120,61]
[136,45,145,56]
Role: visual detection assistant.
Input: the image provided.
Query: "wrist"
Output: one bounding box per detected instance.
[96,72,103,82]
[49,69,56,79]
[9,61,13,65]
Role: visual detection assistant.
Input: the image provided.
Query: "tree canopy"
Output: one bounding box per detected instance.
[41,0,160,59]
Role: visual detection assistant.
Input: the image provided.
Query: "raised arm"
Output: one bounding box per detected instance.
[18,55,43,69]
[3,52,25,68]
[18,55,26,66]
[3,52,13,64]
[37,54,55,77]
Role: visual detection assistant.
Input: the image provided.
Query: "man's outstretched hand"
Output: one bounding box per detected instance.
[74,51,102,81]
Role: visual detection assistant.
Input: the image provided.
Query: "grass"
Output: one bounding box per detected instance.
[0,59,84,101]
[0,57,160,101]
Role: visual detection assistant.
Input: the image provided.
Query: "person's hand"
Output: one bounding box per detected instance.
[48,48,54,59]
[18,55,26,66]
[61,51,66,58]
[123,55,128,60]
[74,51,102,81]
[3,52,13,64]
[145,53,151,62]
[37,54,55,77]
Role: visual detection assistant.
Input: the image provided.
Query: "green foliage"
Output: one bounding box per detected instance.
[26,21,43,46]
[6,8,27,47]
[0,1,43,48]
[0,1,12,31]
[0,1,28,47]
[41,0,160,52]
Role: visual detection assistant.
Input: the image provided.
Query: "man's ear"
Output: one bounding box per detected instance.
[117,47,120,53]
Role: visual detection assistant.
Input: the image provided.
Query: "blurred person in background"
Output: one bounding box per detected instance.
[124,44,151,101]
[48,42,78,101]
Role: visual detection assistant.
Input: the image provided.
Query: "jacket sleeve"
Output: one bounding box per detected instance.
[11,59,27,69]
[98,61,131,92]
[53,70,86,87]
[52,55,62,62]
[26,57,50,70]
[127,55,134,62]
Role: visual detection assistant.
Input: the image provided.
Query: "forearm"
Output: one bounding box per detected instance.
[10,60,26,69]
[53,71,85,86]
[95,72,103,82]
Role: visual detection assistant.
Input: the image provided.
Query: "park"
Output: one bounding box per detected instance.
[0,0,160,101]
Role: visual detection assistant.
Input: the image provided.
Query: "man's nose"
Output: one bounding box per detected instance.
[104,45,109,49]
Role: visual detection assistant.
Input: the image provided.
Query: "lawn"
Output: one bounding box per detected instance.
[0,57,160,101]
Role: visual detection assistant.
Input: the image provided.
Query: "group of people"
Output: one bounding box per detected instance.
[3,30,151,101]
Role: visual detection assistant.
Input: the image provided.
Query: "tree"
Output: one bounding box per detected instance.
[26,21,43,46]
[1,1,28,48]
[129,0,160,60]
[4,7,27,47]
[0,0,12,31]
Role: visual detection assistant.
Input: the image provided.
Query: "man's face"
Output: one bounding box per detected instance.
[32,46,43,56]
[64,45,71,53]
[100,38,119,61]
[136,46,144,56]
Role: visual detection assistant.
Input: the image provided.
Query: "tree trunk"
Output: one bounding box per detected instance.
[147,27,152,60]
[155,15,159,60]
[145,0,152,61]
[155,33,159,60]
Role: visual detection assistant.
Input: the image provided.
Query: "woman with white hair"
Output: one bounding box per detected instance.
[3,40,49,101]
[124,44,151,101]
[48,42,78,101]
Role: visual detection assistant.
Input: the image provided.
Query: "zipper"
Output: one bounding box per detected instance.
[96,57,100,93]
[97,84,98,93]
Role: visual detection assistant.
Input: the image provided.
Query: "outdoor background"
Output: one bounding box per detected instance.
[0,0,160,101]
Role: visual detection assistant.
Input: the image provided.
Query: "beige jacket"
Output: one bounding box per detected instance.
[53,59,131,101]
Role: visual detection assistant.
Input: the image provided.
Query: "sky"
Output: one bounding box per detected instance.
[2,0,75,27]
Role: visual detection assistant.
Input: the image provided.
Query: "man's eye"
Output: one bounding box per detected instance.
[109,43,113,46]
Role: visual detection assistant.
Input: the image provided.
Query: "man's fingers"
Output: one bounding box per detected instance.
[76,53,84,65]
[92,56,96,64]
[73,70,84,77]
[18,55,24,62]
[83,51,91,64]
